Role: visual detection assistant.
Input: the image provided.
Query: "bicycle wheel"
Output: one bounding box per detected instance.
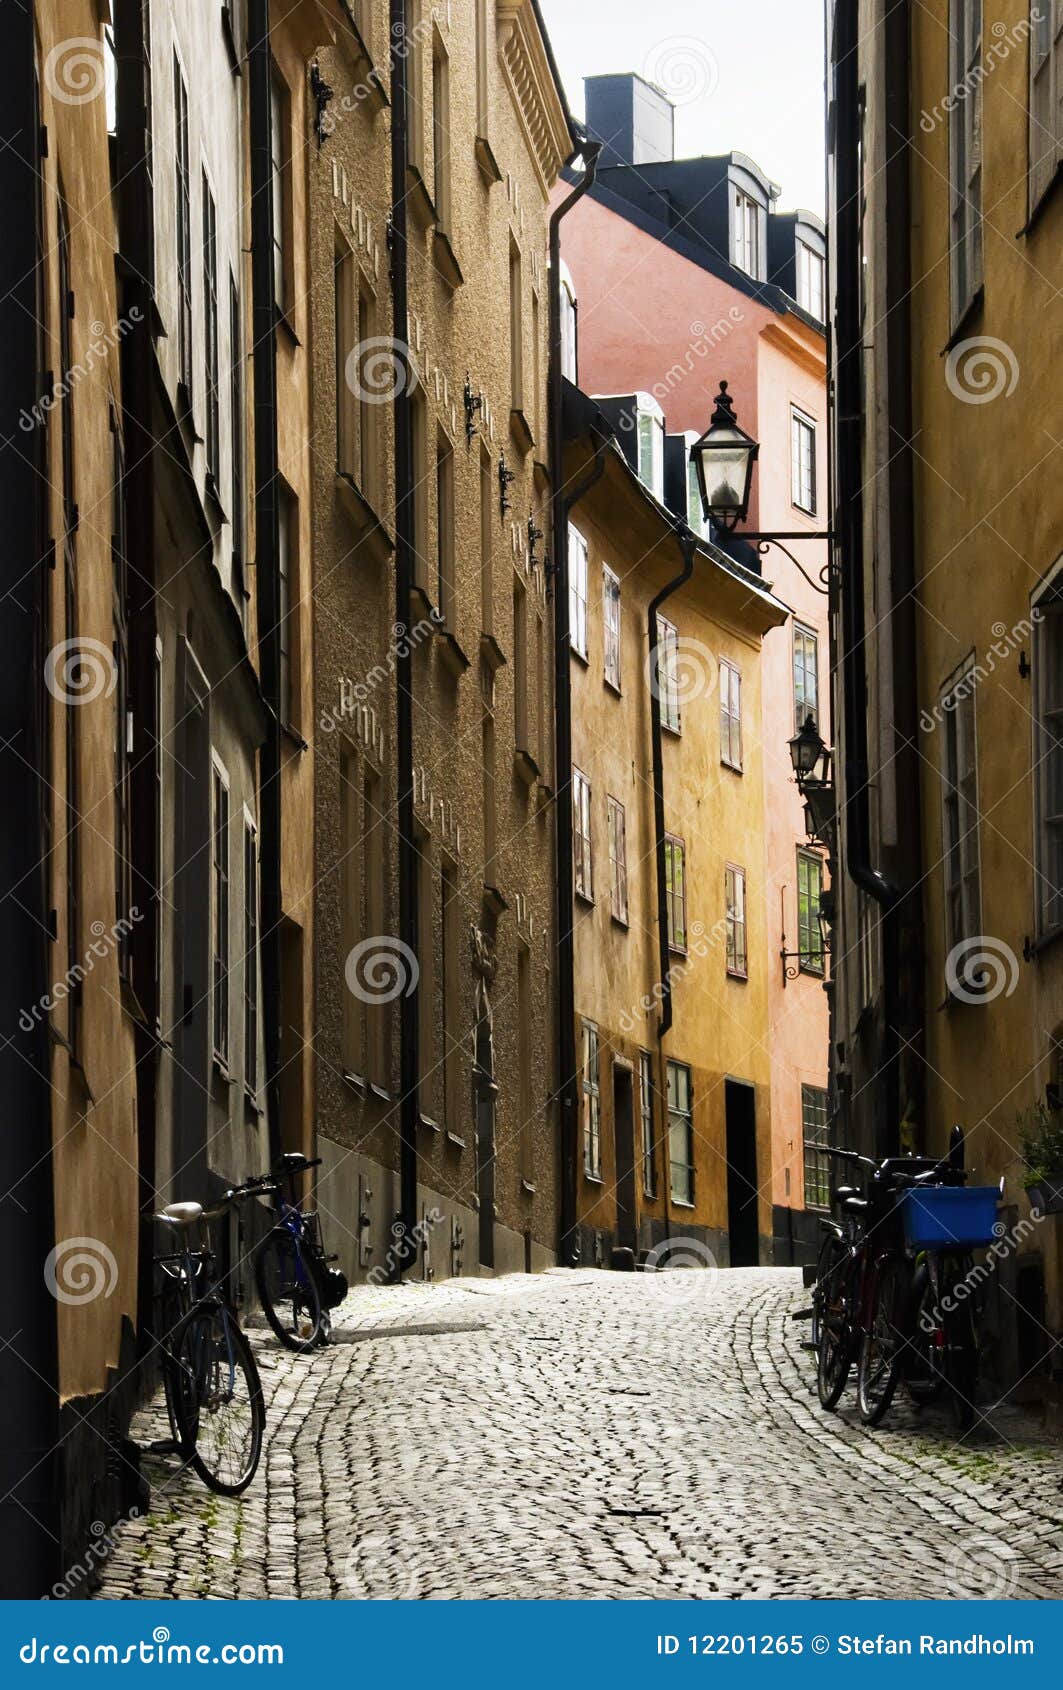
[815,1239,853,1410]
[254,1227,324,1352]
[908,1265,944,1406]
[171,1304,264,1495]
[811,1232,844,1352]
[857,1258,905,1426]
[939,1257,979,1430]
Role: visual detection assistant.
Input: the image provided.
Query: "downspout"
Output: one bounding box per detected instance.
[648,528,696,1045]
[249,0,283,1164]
[0,3,60,1593]
[832,0,901,1150]
[548,138,602,1267]
[115,0,160,1359]
[390,0,418,1263]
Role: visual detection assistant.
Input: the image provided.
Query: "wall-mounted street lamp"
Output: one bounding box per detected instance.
[690,381,836,594]
[789,712,836,854]
[498,452,516,518]
[463,373,483,447]
[789,713,830,784]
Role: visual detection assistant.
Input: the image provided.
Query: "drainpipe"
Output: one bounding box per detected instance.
[390,0,418,1265]
[0,3,60,1594]
[832,0,902,1151]
[548,138,602,1267]
[249,0,283,1165]
[648,528,696,1045]
[115,0,161,1355]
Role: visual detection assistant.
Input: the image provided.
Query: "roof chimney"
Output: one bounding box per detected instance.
[584,73,674,171]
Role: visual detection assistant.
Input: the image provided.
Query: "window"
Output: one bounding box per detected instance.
[364,766,386,1087]
[791,407,816,515]
[569,525,588,659]
[436,429,454,623]
[732,187,761,278]
[211,760,230,1064]
[58,194,81,1054]
[340,750,365,1077]
[103,22,117,137]
[480,445,494,634]
[202,174,219,487]
[607,796,628,924]
[725,864,748,978]
[796,239,825,319]
[656,615,681,734]
[1030,1,1063,212]
[277,489,296,728]
[581,1021,601,1179]
[793,624,819,727]
[475,0,490,140]
[244,814,259,1098]
[111,416,132,976]
[802,1085,830,1211]
[482,712,497,882]
[416,831,435,1114]
[406,0,424,172]
[720,659,742,770]
[335,242,355,477]
[797,849,825,976]
[173,55,192,393]
[442,859,460,1129]
[686,447,709,538]
[230,277,245,603]
[270,69,288,310]
[560,271,578,382]
[1036,587,1063,934]
[949,0,983,322]
[513,579,528,750]
[639,1050,656,1198]
[509,238,523,411]
[665,834,686,951]
[411,386,428,592]
[941,659,980,956]
[603,565,621,690]
[432,35,450,229]
[573,768,593,901]
[518,944,533,1183]
[636,395,664,499]
[667,1060,694,1206]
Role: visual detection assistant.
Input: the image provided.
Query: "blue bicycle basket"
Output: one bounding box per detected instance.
[901,1185,999,1251]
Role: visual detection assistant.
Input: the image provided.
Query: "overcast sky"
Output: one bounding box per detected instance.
[536,0,827,216]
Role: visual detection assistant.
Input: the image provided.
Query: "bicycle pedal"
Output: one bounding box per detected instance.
[791,1307,815,1321]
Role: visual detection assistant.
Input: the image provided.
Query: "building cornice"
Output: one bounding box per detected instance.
[496,0,571,193]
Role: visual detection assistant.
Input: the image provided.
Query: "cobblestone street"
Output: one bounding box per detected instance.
[95,1268,1063,1601]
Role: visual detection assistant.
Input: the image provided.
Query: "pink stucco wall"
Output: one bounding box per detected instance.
[557,184,831,1240]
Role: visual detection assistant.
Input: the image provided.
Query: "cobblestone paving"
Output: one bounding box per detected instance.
[95,1268,1063,1600]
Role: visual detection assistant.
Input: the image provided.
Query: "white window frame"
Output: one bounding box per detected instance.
[949,0,984,325]
[211,753,231,1067]
[607,795,628,925]
[732,187,763,279]
[569,525,588,660]
[796,238,825,319]
[940,654,982,963]
[790,406,817,516]
[573,767,593,902]
[797,848,825,977]
[243,805,260,1102]
[793,623,819,728]
[667,1059,694,1207]
[1034,565,1063,936]
[635,394,665,499]
[720,658,742,771]
[639,1050,656,1198]
[802,1084,831,1212]
[582,1020,601,1179]
[725,863,748,979]
[560,265,578,382]
[1029,1,1063,215]
[657,614,681,734]
[665,834,687,953]
[603,564,621,691]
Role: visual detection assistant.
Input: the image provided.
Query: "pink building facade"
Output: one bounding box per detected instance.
[555,75,831,1263]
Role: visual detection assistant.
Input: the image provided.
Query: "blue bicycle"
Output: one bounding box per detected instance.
[250,1153,346,1352]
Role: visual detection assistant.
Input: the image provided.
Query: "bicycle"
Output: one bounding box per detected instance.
[250,1152,347,1353]
[902,1180,999,1431]
[810,1146,877,1410]
[152,1198,265,1496]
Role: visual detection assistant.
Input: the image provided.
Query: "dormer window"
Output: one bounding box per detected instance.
[635,393,665,500]
[732,188,763,280]
[796,239,825,320]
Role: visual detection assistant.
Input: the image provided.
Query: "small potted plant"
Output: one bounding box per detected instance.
[1017,1101,1063,1216]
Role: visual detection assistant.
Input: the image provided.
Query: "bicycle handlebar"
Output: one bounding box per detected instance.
[825,1146,877,1169]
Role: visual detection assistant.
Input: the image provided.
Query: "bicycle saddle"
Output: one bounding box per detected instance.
[274,1152,312,1172]
[841,1195,868,1213]
[157,1201,204,1228]
[834,1185,860,1204]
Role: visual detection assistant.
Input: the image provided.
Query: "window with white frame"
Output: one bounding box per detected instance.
[797,849,825,975]
[560,269,578,382]
[720,658,742,770]
[607,795,628,924]
[243,811,259,1099]
[941,657,981,959]
[665,834,687,951]
[802,1085,830,1210]
[569,525,588,659]
[603,565,621,690]
[211,758,230,1064]
[791,407,817,515]
[667,1059,694,1205]
[796,239,825,319]
[636,396,665,500]
[732,187,762,278]
[173,55,192,394]
[1030,1,1063,213]
[793,623,819,727]
[202,174,219,488]
[656,614,681,734]
[949,0,983,323]
[686,444,709,537]
[1035,581,1063,934]
[639,1050,656,1197]
[725,863,748,978]
[582,1020,601,1178]
[270,68,289,310]
[573,768,593,901]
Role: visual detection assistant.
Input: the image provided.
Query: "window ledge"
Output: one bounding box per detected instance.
[275,305,301,348]
[509,407,534,454]
[514,747,540,787]
[575,888,595,908]
[343,1069,367,1096]
[433,228,464,290]
[604,677,622,699]
[475,134,502,185]
[670,1198,696,1211]
[368,1082,391,1104]
[569,644,589,668]
[480,632,507,672]
[409,582,438,625]
[244,1087,264,1117]
[662,720,682,739]
[281,721,309,753]
[436,626,470,680]
[521,1179,536,1196]
[212,1055,233,1086]
[668,943,688,959]
[611,912,629,931]
[1018,160,1063,237]
[583,1172,604,1186]
[941,284,985,355]
[721,757,743,775]
[445,1129,465,1150]
[419,1112,441,1133]
[336,472,393,563]
[482,883,508,919]
[405,164,437,228]
[727,968,749,982]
